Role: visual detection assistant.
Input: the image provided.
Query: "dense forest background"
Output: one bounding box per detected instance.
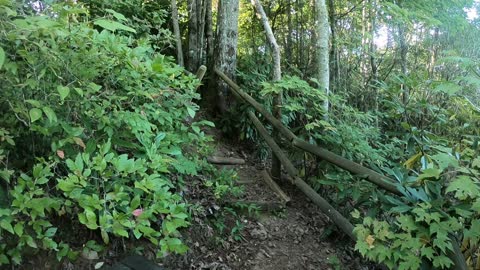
[1,0,480,269]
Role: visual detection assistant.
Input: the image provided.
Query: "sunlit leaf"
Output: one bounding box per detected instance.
[94,19,136,33]
[29,108,43,123]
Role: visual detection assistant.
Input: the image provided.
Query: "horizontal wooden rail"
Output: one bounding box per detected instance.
[248,111,355,240]
[292,139,402,196]
[216,69,466,270]
[215,68,401,196]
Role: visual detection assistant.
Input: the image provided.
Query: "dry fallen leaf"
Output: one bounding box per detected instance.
[73,137,86,149]
[366,235,375,248]
[57,150,65,159]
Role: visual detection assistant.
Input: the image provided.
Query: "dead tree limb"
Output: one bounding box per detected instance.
[207,156,245,165]
[260,170,291,203]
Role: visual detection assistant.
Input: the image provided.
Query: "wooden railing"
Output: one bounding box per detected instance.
[213,67,467,270]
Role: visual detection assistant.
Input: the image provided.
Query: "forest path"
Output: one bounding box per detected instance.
[185,130,365,270]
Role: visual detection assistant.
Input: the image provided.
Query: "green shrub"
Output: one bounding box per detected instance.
[0,1,212,265]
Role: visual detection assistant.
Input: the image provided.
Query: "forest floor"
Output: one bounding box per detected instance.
[162,125,374,270]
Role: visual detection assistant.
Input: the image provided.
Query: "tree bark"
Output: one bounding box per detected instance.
[328,0,338,92]
[214,0,240,113]
[187,0,207,72]
[205,0,213,72]
[396,0,409,106]
[314,0,330,114]
[171,0,184,67]
[252,0,282,181]
[187,0,199,72]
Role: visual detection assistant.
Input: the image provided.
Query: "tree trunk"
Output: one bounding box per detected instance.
[396,0,409,105]
[252,0,282,181]
[428,27,439,79]
[214,0,240,113]
[314,0,330,114]
[187,0,199,72]
[201,0,214,105]
[286,0,293,65]
[187,0,207,72]
[171,0,184,67]
[398,23,408,105]
[328,0,338,92]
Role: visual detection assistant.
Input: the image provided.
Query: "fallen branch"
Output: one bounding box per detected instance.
[260,170,291,203]
[207,156,245,165]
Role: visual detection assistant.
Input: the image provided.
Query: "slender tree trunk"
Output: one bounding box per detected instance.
[397,0,408,105]
[214,0,240,113]
[205,0,213,77]
[171,0,184,67]
[314,0,330,114]
[252,0,282,181]
[187,0,207,72]
[198,0,207,63]
[428,27,439,79]
[187,0,198,72]
[202,0,215,106]
[286,0,293,65]
[328,0,337,92]
[398,24,408,105]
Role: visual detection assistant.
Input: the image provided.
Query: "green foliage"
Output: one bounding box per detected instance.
[0,1,211,265]
[354,142,480,269]
[83,0,173,51]
[204,169,244,200]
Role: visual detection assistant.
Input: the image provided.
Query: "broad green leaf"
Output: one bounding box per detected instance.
[416,168,440,181]
[434,82,462,96]
[130,195,141,210]
[25,236,37,248]
[0,46,4,70]
[25,99,41,107]
[446,176,480,200]
[432,256,453,268]
[133,229,142,239]
[0,219,15,234]
[0,254,9,264]
[29,108,43,123]
[94,19,136,33]
[187,107,196,118]
[105,9,127,21]
[192,125,200,133]
[464,219,480,242]
[13,223,23,236]
[101,229,109,244]
[113,226,128,237]
[57,86,70,101]
[44,227,57,237]
[42,106,57,123]
[431,153,459,171]
[421,246,435,260]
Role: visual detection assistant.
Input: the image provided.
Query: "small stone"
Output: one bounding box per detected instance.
[250,227,268,240]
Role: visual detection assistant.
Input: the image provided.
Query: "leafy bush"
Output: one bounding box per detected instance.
[0,1,212,265]
[353,142,480,269]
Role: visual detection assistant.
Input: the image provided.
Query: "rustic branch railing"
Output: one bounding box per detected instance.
[215,67,401,195]
[213,67,467,270]
[248,111,355,240]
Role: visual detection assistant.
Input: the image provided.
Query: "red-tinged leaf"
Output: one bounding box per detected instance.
[57,150,65,159]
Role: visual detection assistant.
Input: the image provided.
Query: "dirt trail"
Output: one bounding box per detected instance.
[176,135,369,270]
